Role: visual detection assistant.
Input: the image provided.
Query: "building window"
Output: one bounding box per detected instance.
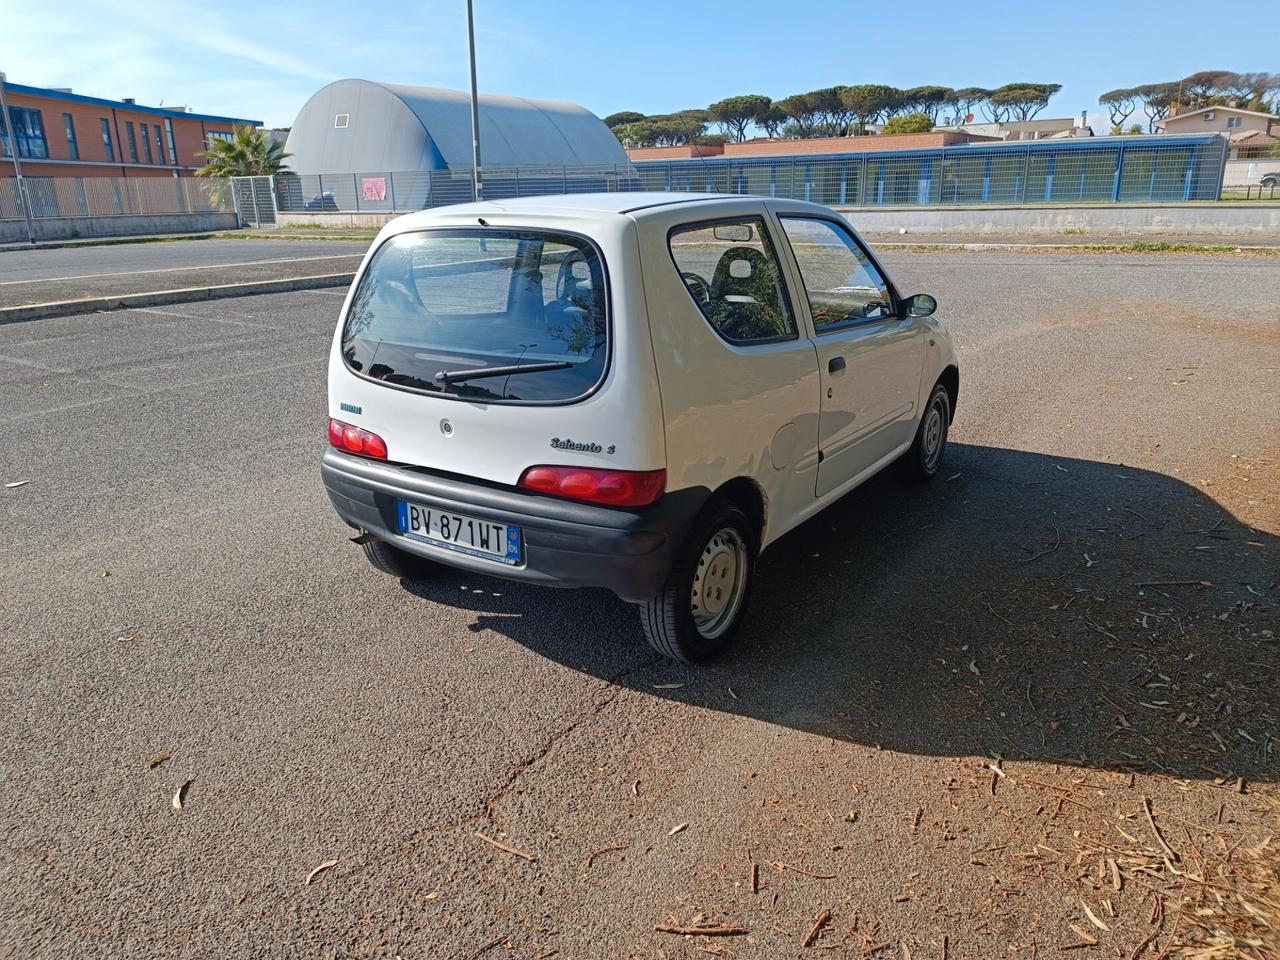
[152,124,165,164]
[334,113,349,129]
[163,118,178,165]
[99,117,115,162]
[63,113,79,160]
[140,123,153,163]
[1226,116,1242,129]
[1,106,49,159]
[207,130,233,144]
[125,121,139,163]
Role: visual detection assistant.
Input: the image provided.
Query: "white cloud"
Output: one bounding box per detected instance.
[2,0,559,127]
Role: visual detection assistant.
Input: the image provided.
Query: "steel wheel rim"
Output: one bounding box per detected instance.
[690,527,748,640]
[923,400,945,470]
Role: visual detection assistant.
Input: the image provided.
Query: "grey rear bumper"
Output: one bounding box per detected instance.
[321,449,708,602]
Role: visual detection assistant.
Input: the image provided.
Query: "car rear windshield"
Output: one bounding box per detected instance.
[341,229,608,403]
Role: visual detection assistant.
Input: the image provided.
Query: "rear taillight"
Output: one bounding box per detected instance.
[328,418,388,460]
[518,465,666,508]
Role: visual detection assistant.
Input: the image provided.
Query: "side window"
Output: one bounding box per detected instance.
[669,217,796,344]
[779,217,894,331]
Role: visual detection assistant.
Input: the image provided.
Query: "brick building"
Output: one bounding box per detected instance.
[0,81,260,179]
[625,131,1001,163]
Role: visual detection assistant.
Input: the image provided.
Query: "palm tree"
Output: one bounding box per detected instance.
[195,125,290,177]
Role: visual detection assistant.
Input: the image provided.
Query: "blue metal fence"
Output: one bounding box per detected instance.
[633,134,1229,206]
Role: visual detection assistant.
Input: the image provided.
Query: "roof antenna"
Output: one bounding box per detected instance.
[477,217,488,226]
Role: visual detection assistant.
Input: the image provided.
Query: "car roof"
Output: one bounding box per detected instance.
[378,192,849,239]
[418,192,729,216]
[382,193,787,234]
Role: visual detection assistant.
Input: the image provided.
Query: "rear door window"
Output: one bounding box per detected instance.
[669,217,796,344]
[342,230,607,403]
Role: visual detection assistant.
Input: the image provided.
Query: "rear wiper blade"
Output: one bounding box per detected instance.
[435,361,572,384]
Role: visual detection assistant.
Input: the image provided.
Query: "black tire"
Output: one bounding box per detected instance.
[640,500,756,663]
[899,383,951,482]
[1263,177,1278,188]
[361,537,438,581]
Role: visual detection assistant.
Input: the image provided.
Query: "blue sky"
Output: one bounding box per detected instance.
[4,0,1274,130]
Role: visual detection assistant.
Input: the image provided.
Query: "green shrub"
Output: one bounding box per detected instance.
[882,112,934,135]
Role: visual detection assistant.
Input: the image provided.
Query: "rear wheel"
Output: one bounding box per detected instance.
[899,383,951,482]
[361,536,438,581]
[640,500,756,662]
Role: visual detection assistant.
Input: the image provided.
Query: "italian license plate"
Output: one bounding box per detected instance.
[395,500,522,565]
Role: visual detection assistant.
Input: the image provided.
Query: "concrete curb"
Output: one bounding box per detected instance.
[0,232,220,254]
[0,272,355,325]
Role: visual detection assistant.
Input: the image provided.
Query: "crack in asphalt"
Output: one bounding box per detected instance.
[478,657,662,834]
[398,656,663,850]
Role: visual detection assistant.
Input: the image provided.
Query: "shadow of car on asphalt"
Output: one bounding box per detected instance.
[398,443,1278,783]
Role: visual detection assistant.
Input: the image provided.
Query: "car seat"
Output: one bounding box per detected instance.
[704,246,789,341]
[543,251,603,354]
[373,243,426,312]
[711,247,774,303]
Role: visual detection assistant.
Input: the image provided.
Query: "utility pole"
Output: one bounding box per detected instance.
[466,0,483,202]
[0,70,36,244]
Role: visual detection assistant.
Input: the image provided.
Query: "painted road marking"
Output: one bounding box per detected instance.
[0,253,364,286]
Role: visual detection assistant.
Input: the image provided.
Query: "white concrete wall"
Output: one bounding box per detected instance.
[0,212,240,243]
[277,204,1280,236]
[275,212,398,229]
[835,203,1280,235]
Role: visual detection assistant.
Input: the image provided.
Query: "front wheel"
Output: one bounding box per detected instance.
[899,383,951,482]
[639,501,756,663]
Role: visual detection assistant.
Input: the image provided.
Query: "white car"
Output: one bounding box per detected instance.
[322,193,958,661]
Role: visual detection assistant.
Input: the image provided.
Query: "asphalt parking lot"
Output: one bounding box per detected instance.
[0,239,369,307]
[1,253,1276,958]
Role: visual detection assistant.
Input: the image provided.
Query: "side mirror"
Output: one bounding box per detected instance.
[905,293,937,318]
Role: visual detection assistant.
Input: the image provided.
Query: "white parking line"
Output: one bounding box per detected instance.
[0,253,364,286]
[301,288,349,296]
[0,352,75,375]
[0,352,149,392]
[131,306,284,331]
[3,355,326,424]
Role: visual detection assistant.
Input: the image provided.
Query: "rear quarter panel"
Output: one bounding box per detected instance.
[634,202,822,547]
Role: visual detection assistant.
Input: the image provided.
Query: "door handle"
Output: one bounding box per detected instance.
[828,356,846,374]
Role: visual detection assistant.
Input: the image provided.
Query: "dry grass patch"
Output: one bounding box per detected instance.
[1176,798,1279,959]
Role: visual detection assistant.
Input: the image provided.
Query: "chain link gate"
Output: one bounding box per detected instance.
[231,176,276,227]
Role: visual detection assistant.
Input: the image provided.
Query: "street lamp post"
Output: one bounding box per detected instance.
[0,69,36,244]
[466,0,483,202]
